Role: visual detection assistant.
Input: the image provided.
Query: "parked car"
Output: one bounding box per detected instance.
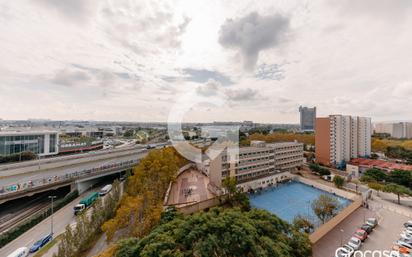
[348,237,362,251]
[335,246,353,257]
[354,229,368,242]
[6,247,29,257]
[395,239,412,250]
[29,234,53,253]
[404,221,412,229]
[360,224,373,234]
[401,232,412,241]
[366,218,378,228]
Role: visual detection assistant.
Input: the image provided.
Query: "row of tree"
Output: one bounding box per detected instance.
[361,168,412,204]
[54,180,121,257]
[101,147,187,243]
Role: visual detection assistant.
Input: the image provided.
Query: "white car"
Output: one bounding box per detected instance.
[396,239,412,249]
[401,233,412,241]
[348,237,362,251]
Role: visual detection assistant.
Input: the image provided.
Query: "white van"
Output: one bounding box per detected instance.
[7,247,29,257]
[99,184,112,196]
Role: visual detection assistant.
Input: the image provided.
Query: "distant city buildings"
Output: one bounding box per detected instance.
[207,140,303,191]
[0,130,59,157]
[299,106,316,132]
[374,122,412,139]
[315,115,371,168]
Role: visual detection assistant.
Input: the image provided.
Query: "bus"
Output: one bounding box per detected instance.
[7,247,29,257]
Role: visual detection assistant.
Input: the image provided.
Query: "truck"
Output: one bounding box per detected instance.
[73,192,99,215]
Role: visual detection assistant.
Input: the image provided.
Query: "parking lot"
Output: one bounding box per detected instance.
[313,203,410,257]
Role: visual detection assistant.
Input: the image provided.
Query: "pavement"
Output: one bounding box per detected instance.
[313,191,412,257]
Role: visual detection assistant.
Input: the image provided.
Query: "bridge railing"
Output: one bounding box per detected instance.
[0,159,140,196]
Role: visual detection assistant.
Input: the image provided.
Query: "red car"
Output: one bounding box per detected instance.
[354,229,368,242]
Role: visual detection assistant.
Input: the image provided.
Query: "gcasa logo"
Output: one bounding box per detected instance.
[335,247,402,257]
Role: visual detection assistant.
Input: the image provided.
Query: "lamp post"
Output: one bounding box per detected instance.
[340,228,344,246]
[37,136,41,170]
[49,195,57,235]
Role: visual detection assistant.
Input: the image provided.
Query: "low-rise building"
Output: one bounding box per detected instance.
[347,158,412,178]
[208,141,303,191]
[0,130,59,157]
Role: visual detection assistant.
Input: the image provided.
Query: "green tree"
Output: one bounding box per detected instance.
[311,194,339,224]
[363,168,388,182]
[293,215,314,234]
[383,183,412,205]
[222,177,250,211]
[113,208,312,257]
[389,170,412,188]
[333,176,345,188]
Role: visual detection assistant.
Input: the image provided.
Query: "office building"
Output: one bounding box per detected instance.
[315,115,371,167]
[0,130,59,157]
[208,141,303,190]
[299,106,316,132]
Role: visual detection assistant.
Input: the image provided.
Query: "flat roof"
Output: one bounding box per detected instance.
[350,158,412,172]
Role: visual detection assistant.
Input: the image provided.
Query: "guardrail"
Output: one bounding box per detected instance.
[0,159,139,197]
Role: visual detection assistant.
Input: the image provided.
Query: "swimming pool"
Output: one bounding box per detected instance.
[249,181,351,226]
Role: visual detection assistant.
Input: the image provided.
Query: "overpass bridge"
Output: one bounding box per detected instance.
[0,146,150,204]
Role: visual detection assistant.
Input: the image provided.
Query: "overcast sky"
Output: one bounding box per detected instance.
[1,0,412,123]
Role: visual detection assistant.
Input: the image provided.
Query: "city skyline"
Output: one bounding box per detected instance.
[1,0,412,123]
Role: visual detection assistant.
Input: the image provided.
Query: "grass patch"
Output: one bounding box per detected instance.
[33,234,63,257]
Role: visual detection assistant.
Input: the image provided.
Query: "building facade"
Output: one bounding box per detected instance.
[299,106,316,132]
[373,122,412,139]
[0,131,59,157]
[208,141,304,190]
[315,115,371,167]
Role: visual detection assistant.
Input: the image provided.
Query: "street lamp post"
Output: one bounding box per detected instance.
[340,228,344,246]
[49,196,57,235]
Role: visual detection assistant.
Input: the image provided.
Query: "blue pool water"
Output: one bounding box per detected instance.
[249,181,351,226]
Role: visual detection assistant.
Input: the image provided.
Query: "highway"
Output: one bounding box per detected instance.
[0,146,149,201]
[0,189,94,257]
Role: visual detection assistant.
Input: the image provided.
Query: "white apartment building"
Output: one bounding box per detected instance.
[374,122,412,139]
[208,141,303,190]
[316,115,371,167]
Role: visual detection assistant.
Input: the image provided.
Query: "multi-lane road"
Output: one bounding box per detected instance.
[0,146,149,201]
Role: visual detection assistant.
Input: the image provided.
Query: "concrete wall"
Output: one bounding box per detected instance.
[309,196,362,244]
[177,195,227,215]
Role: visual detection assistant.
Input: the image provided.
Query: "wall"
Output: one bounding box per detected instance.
[177,195,227,215]
[315,118,331,166]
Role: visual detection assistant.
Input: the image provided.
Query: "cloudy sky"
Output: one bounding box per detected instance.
[1,0,412,123]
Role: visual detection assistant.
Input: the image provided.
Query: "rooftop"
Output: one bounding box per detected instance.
[350,158,412,172]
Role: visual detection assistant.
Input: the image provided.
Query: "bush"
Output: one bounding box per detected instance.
[0,151,37,164]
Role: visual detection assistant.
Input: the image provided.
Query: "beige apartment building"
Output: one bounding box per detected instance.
[315,115,371,167]
[208,141,303,191]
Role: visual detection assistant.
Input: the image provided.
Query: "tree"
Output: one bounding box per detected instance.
[368,182,384,196]
[113,207,312,257]
[333,176,345,189]
[363,168,388,182]
[293,215,314,234]
[222,177,250,211]
[389,170,412,188]
[383,183,412,205]
[311,194,339,224]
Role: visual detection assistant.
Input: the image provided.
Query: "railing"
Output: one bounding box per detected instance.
[0,159,139,196]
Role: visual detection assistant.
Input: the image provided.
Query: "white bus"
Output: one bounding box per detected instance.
[99,184,112,196]
[7,247,29,257]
